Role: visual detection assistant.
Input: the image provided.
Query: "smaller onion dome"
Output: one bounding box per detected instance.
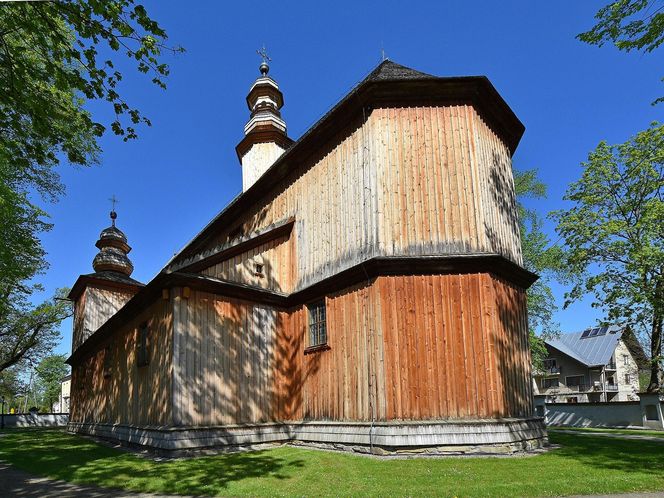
[92,210,134,276]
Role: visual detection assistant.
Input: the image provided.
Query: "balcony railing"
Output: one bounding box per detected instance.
[605,383,619,391]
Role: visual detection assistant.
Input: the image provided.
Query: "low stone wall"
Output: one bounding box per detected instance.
[2,413,69,428]
[68,418,547,456]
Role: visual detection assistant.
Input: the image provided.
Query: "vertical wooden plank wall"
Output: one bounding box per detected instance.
[378,273,532,420]
[190,104,522,297]
[289,281,386,422]
[373,105,523,266]
[73,286,137,350]
[172,289,284,425]
[70,298,173,426]
[200,234,293,293]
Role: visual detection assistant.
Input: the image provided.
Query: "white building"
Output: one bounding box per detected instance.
[534,326,646,403]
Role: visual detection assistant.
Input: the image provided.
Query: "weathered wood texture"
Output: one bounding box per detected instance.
[170,272,532,425]
[193,104,521,293]
[70,298,172,426]
[171,288,286,425]
[73,286,137,350]
[200,234,294,293]
[377,274,533,420]
[374,106,522,264]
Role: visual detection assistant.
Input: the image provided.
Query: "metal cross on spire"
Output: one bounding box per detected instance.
[257,44,271,64]
[108,194,119,226]
[257,45,271,76]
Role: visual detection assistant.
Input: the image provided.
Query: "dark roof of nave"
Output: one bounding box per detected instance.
[167,59,525,267]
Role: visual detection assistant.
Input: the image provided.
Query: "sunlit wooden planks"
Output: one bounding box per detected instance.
[378,274,532,420]
[70,298,173,426]
[172,289,282,425]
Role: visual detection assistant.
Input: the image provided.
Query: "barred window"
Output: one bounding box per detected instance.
[137,322,149,367]
[307,300,327,347]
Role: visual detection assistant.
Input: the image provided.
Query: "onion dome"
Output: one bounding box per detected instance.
[92,210,134,276]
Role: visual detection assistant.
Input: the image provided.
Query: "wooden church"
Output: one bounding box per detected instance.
[66,59,546,454]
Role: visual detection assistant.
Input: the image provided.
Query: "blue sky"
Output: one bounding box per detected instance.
[37,0,662,357]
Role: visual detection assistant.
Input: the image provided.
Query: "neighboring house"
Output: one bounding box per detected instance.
[65,60,545,454]
[534,325,646,403]
[59,375,71,413]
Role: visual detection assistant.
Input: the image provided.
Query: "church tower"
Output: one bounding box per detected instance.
[235,52,293,191]
[68,208,143,352]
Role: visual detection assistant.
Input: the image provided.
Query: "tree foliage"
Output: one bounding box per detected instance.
[513,168,564,370]
[0,289,72,374]
[0,368,24,407]
[0,1,180,369]
[578,0,664,103]
[35,354,69,413]
[552,123,664,391]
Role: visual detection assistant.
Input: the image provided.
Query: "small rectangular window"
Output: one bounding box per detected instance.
[624,373,631,384]
[307,300,327,348]
[103,345,112,378]
[137,322,149,367]
[543,378,559,388]
[623,354,629,366]
[566,375,584,387]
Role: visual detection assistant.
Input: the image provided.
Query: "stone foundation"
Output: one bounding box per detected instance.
[68,418,547,456]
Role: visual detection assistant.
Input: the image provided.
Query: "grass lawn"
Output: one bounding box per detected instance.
[548,426,664,439]
[1,428,664,497]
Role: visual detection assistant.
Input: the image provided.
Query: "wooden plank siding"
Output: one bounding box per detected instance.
[73,286,136,350]
[200,234,294,293]
[169,272,532,425]
[188,104,522,294]
[171,288,286,425]
[70,297,173,426]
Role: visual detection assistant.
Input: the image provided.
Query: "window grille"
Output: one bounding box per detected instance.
[307,300,327,347]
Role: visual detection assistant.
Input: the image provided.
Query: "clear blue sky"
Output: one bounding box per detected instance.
[38,0,662,357]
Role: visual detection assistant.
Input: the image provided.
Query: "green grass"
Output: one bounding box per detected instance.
[548,426,664,439]
[1,428,664,497]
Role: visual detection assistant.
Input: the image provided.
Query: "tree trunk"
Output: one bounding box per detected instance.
[647,313,663,392]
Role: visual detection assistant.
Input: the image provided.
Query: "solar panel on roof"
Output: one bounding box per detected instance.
[589,328,599,337]
[581,330,591,338]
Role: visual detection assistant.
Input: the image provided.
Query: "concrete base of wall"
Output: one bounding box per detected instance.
[68,418,547,456]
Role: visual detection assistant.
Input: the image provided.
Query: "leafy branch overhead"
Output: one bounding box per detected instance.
[0,0,183,174]
[578,0,664,104]
[0,1,180,373]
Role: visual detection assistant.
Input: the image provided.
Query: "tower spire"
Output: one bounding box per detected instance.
[109,194,119,227]
[92,204,134,276]
[235,49,293,191]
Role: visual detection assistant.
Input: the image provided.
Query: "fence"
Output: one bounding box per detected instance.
[1,412,69,428]
[534,393,663,430]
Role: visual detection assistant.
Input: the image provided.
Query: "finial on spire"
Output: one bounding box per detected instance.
[257,44,271,76]
[108,194,119,227]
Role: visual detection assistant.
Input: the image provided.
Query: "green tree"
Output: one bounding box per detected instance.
[513,168,564,370]
[0,289,71,374]
[0,1,181,366]
[0,368,23,408]
[578,0,664,104]
[35,354,69,413]
[552,123,664,392]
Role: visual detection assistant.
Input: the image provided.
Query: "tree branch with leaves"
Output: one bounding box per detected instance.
[553,123,664,392]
